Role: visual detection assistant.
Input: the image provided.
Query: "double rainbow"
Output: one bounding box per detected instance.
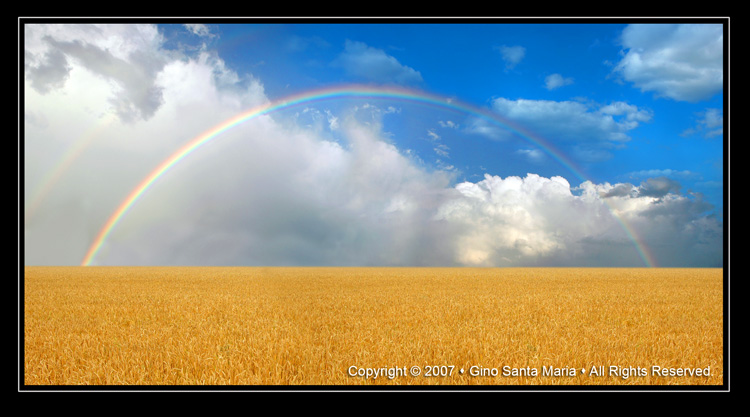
[80,85,657,267]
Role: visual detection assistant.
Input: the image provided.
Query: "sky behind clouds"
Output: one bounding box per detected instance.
[22,20,726,267]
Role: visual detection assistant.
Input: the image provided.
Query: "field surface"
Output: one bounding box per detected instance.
[23,267,724,386]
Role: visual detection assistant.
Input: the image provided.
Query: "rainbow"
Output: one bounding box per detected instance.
[81,84,657,267]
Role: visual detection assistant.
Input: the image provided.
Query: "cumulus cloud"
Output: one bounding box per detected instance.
[613,24,723,102]
[436,174,721,267]
[333,40,423,85]
[544,73,574,90]
[24,23,269,265]
[490,97,652,161]
[635,177,682,198]
[495,45,525,70]
[25,24,169,122]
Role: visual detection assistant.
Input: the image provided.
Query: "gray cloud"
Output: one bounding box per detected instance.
[26,48,71,94]
[45,37,167,122]
[602,183,636,198]
[637,176,682,198]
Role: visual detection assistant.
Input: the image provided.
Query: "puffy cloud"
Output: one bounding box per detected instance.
[25,24,169,122]
[100,117,460,267]
[544,73,573,90]
[613,24,723,102]
[490,97,651,161]
[333,40,423,85]
[636,177,682,198]
[24,24,269,265]
[495,45,525,70]
[435,174,721,267]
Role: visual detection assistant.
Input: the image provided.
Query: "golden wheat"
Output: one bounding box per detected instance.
[23,266,723,386]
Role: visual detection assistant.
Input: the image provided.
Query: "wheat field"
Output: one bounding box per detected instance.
[23,266,723,386]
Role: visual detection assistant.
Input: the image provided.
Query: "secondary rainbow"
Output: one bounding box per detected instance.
[26,114,116,225]
[81,84,657,267]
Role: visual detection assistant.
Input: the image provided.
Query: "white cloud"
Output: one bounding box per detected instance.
[613,24,723,102]
[184,24,214,38]
[496,45,525,70]
[333,40,423,85]
[516,148,545,163]
[434,143,450,158]
[490,97,651,161]
[436,174,721,267]
[544,73,573,90]
[700,108,723,129]
[438,120,458,129]
[325,109,339,131]
[463,117,514,141]
[626,169,699,180]
[698,108,723,137]
[25,24,170,123]
[24,24,269,265]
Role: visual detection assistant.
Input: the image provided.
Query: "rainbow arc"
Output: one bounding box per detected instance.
[81,85,657,267]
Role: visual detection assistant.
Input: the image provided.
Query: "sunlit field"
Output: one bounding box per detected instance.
[23,267,723,386]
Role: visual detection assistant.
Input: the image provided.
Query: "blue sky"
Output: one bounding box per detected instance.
[23,20,725,267]
[164,22,724,208]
